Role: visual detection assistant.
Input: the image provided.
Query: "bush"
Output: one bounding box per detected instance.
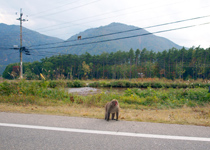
[0,82,14,95]
[88,82,102,87]
[66,81,74,87]
[123,87,210,108]
[87,80,210,89]
[48,80,57,88]
[151,82,163,88]
[73,80,85,87]
[1,80,210,109]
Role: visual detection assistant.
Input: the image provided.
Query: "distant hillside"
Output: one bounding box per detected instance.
[62,22,182,55]
[0,23,64,74]
[0,22,182,75]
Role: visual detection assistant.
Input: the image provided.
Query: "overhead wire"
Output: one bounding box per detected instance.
[21,0,209,41]
[35,3,210,39]
[0,47,16,50]
[28,14,210,48]
[19,0,103,36]
[28,21,210,54]
[29,0,85,17]
[21,0,105,36]
[30,0,102,18]
[21,2,210,47]
[2,19,209,60]
[29,0,185,33]
[31,0,172,31]
[1,1,209,55]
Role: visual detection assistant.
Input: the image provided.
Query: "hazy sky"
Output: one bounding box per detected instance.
[0,0,210,48]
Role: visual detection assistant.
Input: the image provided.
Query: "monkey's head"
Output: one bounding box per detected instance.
[112,99,118,106]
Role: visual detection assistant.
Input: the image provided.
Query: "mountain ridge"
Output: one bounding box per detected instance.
[0,22,182,75]
[0,23,64,74]
[61,22,182,55]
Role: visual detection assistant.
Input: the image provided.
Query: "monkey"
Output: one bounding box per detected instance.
[105,99,119,121]
[77,35,81,40]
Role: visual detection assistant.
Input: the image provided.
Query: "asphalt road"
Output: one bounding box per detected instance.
[0,112,210,150]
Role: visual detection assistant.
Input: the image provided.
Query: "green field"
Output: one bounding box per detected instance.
[0,79,210,126]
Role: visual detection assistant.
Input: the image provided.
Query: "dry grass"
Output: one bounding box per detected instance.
[0,103,209,126]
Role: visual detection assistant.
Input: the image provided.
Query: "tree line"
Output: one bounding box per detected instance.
[3,46,210,80]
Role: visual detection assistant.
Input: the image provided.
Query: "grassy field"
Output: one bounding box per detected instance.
[0,103,209,126]
[0,79,210,126]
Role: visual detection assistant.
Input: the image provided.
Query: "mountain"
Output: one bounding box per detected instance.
[0,22,182,75]
[61,22,182,55]
[0,23,64,74]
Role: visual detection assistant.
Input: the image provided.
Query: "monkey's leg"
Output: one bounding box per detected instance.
[107,112,110,121]
[116,112,119,121]
[105,113,107,120]
[112,113,115,120]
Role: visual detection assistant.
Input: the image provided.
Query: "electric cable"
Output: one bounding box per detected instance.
[28,21,210,52]
[29,0,85,17]
[28,14,210,48]
[31,0,102,18]
[29,0,185,32]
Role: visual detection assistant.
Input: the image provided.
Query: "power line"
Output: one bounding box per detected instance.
[0,48,14,51]
[29,0,185,33]
[28,15,210,48]
[20,0,210,40]
[30,0,210,38]
[30,1,157,31]
[30,0,85,17]
[31,0,102,18]
[28,21,210,53]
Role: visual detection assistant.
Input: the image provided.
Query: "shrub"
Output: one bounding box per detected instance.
[0,81,13,95]
[66,81,74,87]
[122,87,210,108]
[73,80,85,87]
[89,82,101,87]
[48,80,57,88]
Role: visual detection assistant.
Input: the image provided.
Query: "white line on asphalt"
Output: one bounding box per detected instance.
[0,123,210,142]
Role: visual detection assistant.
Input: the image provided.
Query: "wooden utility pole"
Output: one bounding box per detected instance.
[17,8,28,79]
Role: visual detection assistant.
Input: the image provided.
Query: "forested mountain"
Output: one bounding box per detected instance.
[62,22,182,55]
[0,22,182,75]
[0,23,64,74]
[3,46,210,80]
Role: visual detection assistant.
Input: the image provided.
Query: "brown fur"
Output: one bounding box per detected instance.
[105,99,119,121]
[77,36,81,40]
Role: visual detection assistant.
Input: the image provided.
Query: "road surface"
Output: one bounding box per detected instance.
[0,112,210,150]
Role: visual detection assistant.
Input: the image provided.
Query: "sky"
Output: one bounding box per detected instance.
[0,0,210,49]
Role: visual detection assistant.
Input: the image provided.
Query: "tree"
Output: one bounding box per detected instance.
[100,52,109,78]
[24,68,38,80]
[82,61,90,79]
[2,64,18,79]
[135,49,140,65]
[176,61,186,79]
[129,48,135,79]
[42,62,54,79]
[3,46,210,80]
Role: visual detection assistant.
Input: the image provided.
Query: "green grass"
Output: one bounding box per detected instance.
[1,80,210,109]
[1,79,210,126]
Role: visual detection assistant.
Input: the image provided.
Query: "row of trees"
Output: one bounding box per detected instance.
[3,46,210,80]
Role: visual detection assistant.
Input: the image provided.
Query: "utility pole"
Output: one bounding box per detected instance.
[16,8,28,79]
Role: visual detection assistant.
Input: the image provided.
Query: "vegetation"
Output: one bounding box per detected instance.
[1,80,210,108]
[0,79,210,126]
[3,46,210,80]
[88,79,210,89]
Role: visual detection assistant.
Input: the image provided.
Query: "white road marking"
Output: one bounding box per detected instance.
[0,123,210,142]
